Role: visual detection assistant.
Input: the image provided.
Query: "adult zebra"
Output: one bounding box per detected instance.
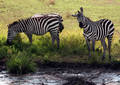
[72,7,114,60]
[7,14,64,48]
[32,13,63,32]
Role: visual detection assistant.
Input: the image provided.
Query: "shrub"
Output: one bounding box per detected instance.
[6,52,36,74]
[0,46,9,59]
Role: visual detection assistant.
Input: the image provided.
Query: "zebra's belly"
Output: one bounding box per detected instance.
[33,31,48,35]
[83,33,94,40]
[83,33,107,41]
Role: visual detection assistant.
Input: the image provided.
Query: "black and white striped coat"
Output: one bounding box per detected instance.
[81,18,114,41]
[7,14,64,48]
[72,7,114,60]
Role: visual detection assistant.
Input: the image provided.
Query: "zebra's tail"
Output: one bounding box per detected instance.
[59,22,64,32]
[107,27,114,42]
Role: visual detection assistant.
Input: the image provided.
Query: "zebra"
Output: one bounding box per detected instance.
[7,14,64,49]
[72,7,114,60]
[32,13,63,32]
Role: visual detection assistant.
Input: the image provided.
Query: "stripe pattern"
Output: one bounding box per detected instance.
[7,14,64,48]
[72,7,114,60]
[82,18,114,41]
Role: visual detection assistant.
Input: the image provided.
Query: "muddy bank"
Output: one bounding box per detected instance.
[0,59,120,85]
[0,70,96,85]
[0,58,6,71]
[1,67,120,85]
[63,77,96,85]
[36,61,120,70]
[1,58,120,72]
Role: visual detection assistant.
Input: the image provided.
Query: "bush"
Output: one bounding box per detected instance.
[6,52,36,74]
[0,46,9,59]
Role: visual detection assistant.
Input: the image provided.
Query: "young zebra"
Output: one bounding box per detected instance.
[7,14,64,48]
[72,7,114,60]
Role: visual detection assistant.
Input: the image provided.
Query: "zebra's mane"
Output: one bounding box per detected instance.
[18,17,31,22]
[85,17,92,22]
[8,21,19,28]
[8,17,31,28]
[8,15,62,28]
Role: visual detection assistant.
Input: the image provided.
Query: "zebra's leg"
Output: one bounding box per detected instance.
[50,32,55,47]
[92,40,95,57]
[50,31,60,49]
[26,33,32,43]
[7,31,17,45]
[56,36,60,49]
[52,37,55,46]
[52,36,59,49]
[92,40,95,52]
[107,36,112,61]
[51,36,55,46]
[101,39,107,60]
[55,33,60,49]
[86,39,91,58]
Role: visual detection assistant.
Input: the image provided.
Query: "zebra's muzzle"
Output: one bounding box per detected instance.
[79,22,84,28]
[6,40,12,45]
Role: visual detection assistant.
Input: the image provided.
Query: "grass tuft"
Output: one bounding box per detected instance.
[6,52,36,74]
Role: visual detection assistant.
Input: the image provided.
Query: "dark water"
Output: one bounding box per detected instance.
[0,68,120,85]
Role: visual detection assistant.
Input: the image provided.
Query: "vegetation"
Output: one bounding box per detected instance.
[0,0,120,74]
[6,52,36,74]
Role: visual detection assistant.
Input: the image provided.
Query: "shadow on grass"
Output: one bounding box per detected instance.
[0,35,120,74]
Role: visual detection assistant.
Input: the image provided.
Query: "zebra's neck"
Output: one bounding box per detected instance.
[83,25,91,33]
[17,19,30,32]
[82,17,93,31]
[84,17,93,24]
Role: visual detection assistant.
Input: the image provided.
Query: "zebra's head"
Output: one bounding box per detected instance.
[7,21,18,45]
[72,7,85,28]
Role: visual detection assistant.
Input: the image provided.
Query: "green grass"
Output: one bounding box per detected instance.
[0,0,120,74]
[6,52,36,74]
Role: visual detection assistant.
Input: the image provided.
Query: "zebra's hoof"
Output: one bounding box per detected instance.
[102,56,105,61]
[88,56,91,60]
[109,56,112,61]
[57,47,59,50]
[6,40,12,45]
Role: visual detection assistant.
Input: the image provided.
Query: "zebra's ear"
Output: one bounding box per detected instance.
[78,11,80,14]
[7,24,10,28]
[72,14,77,17]
[80,7,83,13]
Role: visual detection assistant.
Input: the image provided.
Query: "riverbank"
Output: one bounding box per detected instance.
[1,58,120,85]
[36,61,120,70]
[1,57,120,73]
[1,64,120,85]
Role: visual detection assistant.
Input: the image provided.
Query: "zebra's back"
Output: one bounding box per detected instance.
[83,19,114,40]
[29,16,60,35]
[97,19,114,40]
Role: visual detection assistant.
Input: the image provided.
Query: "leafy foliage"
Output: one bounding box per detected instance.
[6,52,36,74]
